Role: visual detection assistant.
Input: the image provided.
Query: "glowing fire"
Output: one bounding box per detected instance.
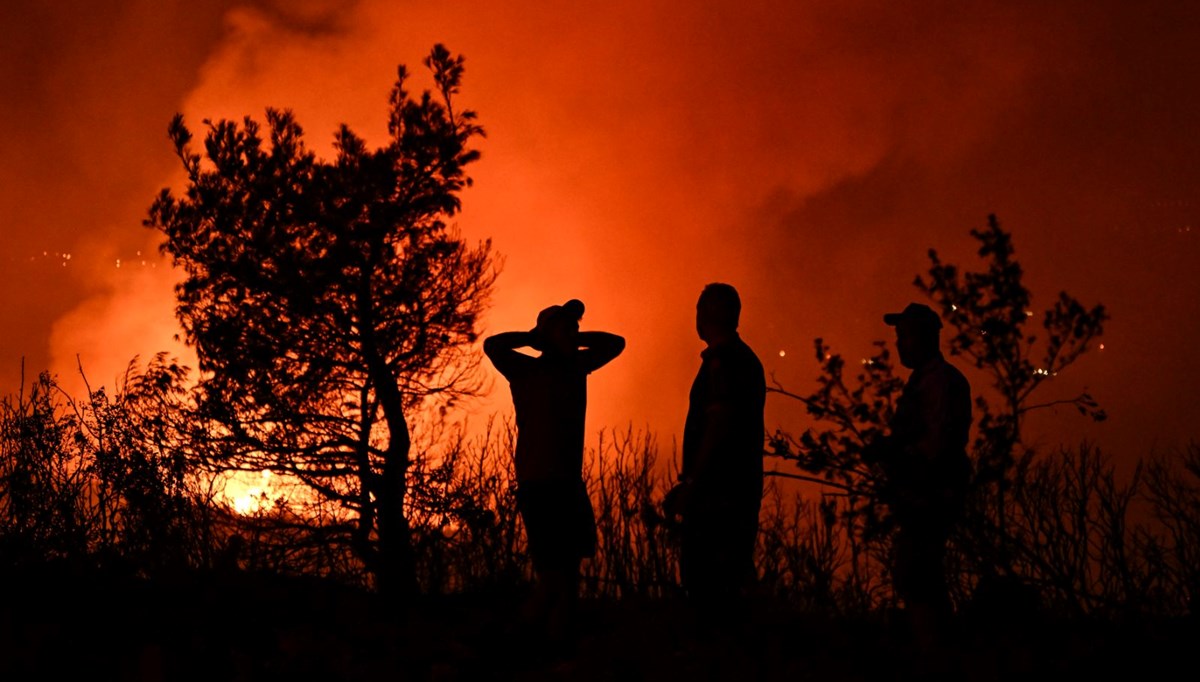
[222,470,286,515]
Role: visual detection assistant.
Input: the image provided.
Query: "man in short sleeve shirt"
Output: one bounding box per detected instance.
[484,299,624,637]
[666,283,766,617]
[872,302,972,648]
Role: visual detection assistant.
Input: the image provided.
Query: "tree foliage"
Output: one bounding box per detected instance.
[145,45,496,595]
[916,214,1107,494]
[768,340,904,543]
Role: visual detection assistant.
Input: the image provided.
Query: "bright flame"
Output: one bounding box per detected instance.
[223,470,284,515]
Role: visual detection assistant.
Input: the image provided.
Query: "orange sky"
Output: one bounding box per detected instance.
[2,1,1198,472]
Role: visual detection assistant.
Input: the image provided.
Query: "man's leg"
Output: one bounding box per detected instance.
[542,560,581,638]
[683,512,753,628]
[896,522,956,666]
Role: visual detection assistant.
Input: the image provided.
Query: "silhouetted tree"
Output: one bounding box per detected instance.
[766,340,903,603]
[916,215,1107,584]
[770,215,1107,605]
[145,45,496,598]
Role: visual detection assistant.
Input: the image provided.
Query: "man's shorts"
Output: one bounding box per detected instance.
[516,477,597,572]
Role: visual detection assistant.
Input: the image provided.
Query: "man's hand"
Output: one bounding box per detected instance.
[527,326,545,351]
[662,481,691,523]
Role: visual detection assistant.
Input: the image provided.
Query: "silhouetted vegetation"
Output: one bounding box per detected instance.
[0,368,1197,678]
[0,354,220,578]
[764,215,1197,622]
[3,363,1197,621]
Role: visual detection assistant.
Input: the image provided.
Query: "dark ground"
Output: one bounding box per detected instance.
[0,566,1193,681]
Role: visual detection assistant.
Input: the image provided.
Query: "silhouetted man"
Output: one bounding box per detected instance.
[483,299,624,640]
[869,302,972,651]
[665,283,765,621]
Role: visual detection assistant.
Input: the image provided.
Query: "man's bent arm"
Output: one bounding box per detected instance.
[483,331,537,378]
[577,331,625,372]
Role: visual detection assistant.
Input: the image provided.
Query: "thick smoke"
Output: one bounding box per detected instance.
[3,1,1197,462]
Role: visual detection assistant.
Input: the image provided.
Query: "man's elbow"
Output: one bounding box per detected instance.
[612,335,627,355]
[482,336,502,358]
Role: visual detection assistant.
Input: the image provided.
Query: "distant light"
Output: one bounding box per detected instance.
[1099,343,1105,350]
[778,350,786,358]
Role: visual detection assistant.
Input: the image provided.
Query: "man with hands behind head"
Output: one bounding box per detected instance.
[484,299,624,642]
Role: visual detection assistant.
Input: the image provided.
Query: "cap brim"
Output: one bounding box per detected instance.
[883,312,904,325]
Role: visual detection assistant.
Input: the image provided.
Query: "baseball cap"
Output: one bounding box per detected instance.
[537,299,585,327]
[883,302,943,330]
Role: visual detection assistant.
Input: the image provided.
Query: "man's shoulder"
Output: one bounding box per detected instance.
[708,338,764,375]
[939,356,968,379]
[730,336,765,366]
[926,356,971,393]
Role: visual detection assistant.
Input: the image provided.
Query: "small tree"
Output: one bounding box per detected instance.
[917,214,1107,511]
[770,215,1107,604]
[766,339,905,605]
[146,45,496,597]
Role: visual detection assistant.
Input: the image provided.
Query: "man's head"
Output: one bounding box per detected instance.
[884,302,943,369]
[696,282,740,344]
[534,299,584,354]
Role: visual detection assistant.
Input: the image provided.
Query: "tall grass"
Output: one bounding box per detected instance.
[1,367,1198,620]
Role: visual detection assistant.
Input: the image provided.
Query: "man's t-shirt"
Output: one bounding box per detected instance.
[490,352,590,484]
[887,352,972,507]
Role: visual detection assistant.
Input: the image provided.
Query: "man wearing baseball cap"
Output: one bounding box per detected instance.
[483,299,625,644]
[871,302,972,655]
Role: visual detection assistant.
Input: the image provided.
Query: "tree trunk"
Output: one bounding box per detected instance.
[368,349,417,602]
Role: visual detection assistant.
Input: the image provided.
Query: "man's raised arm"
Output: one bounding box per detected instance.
[483,331,537,378]
[576,331,625,373]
